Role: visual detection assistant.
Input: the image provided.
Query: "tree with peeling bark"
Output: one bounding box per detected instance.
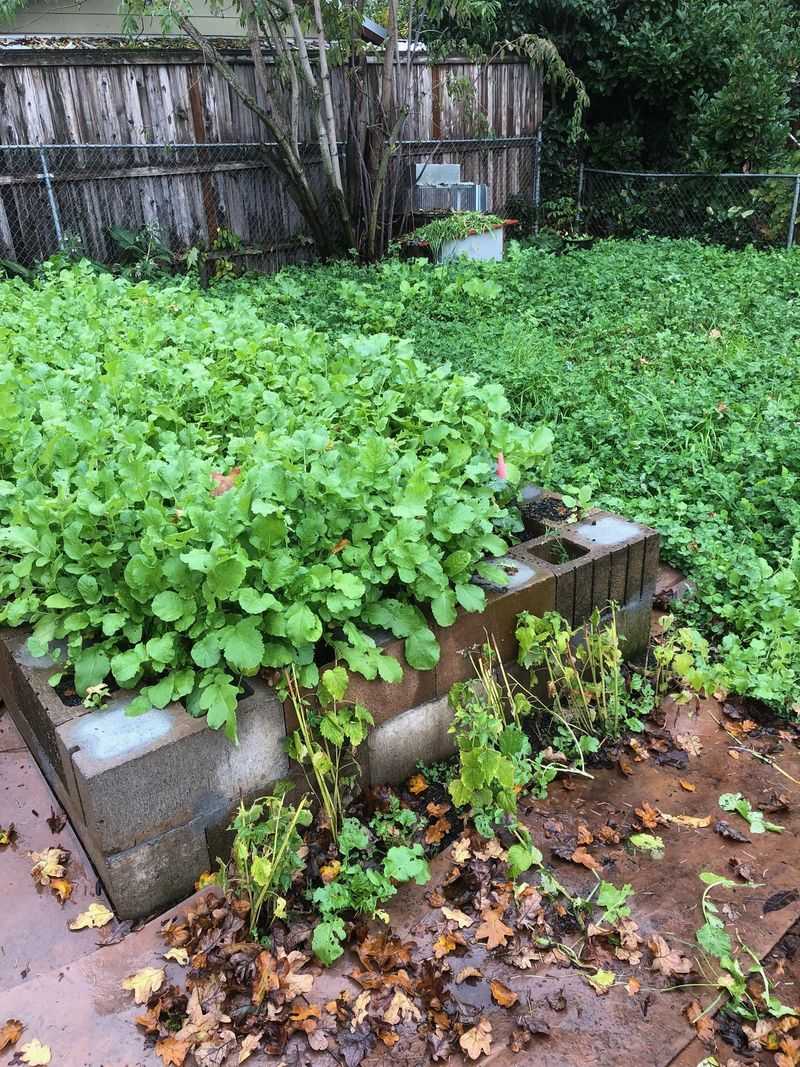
[0,0,585,259]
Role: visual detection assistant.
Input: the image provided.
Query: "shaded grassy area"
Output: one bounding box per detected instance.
[224,239,800,709]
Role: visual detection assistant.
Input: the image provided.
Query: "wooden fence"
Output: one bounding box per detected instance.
[0,46,543,265]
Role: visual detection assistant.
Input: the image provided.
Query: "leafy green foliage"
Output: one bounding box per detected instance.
[516,607,654,759]
[695,872,795,1021]
[231,241,800,713]
[310,818,430,965]
[228,786,312,937]
[408,213,505,258]
[0,265,552,736]
[718,793,785,835]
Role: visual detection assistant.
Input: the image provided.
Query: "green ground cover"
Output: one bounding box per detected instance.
[221,239,800,711]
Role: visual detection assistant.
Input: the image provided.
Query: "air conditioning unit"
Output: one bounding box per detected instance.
[412,181,490,213]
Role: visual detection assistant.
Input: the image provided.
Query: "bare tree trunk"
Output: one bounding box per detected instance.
[175,11,336,256]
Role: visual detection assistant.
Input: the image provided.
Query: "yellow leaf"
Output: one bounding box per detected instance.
[408,774,428,795]
[122,966,165,1004]
[20,1039,52,1065]
[441,906,473,929]
[49,878,73,904]
[660,812,711,829]
[194,870,218,891]
[29,848,68,885]
[69,903,114,930]
[679,780,696,792]
[164,948,189,966]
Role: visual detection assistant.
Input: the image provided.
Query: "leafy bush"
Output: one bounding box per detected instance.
[0,265,552,739]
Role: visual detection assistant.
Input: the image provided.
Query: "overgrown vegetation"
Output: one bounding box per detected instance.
[219,238,800,713]
[0,263,552,737]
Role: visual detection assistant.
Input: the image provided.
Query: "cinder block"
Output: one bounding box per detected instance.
[95,813,216,920]
[434,556,555,694]
[60,679,288,854]
[0,628,80,790]
[367,695,456,785]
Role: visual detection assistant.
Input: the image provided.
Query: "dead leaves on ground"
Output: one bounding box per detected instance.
[0,1019,23,1051]
[123,966,166,1004]
[28,847,76,905]
[0,823,18,848]
[648,935,693,978]
[19,1038,52,1065]
[475,907,514,950]
[460,1017,493,1060]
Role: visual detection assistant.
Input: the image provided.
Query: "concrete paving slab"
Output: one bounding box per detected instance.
[0,703,111,995]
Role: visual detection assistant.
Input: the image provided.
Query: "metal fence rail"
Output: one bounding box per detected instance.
[0,136,540,271]
[579,167,800,249]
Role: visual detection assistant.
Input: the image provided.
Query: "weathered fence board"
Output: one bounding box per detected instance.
[0,48,542,265]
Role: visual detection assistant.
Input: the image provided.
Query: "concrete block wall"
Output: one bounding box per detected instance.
[0,489,659,919]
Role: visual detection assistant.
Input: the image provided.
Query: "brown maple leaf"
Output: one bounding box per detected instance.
[686,1000,715,1046]
[424,817,451,845]
[426,802,451,818]
[408,773,428,795]
[648,935,692,977]
[0,1020,23,1052]
[634,802,661,829]
[460,1017,492,1060]
[570,847,601,871]
[475,907,513,950]
[357,932,414,973]
[576,821,594,845]
[155,1036,192,1067]
[46,808,67,834]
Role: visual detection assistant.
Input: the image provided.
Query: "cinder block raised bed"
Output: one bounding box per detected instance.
[0,487,658,919]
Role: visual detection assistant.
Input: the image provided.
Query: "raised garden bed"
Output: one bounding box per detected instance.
[0,487,658,919]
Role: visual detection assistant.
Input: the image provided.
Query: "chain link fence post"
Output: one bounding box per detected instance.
[37,147,63,249]
[576,161,585,225]
[533,128,542,234]
[787,175,800,249]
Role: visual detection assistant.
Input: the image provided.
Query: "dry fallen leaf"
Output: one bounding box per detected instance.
[237,1032,263,1058]
[0,824,18,848]
[49,877,73,904]
[451,837,472,863]
[676,733,703,757]
[68,903,114,931]
[155,1035,192,1066]
[0,1019,23,1052]
[648,935,692,977]
[635,802,661,829]
[454,967,483,983]
[459,1017,492,1060]
[660,813,712,829]
[489,979,518,1008]
[679,779,696,792]
[164,947,189,966]
[29,848,68,885]
[433,932,460,959]
[20,1038,52,1065]
[686,1000,716,1045]
[320,860,341,884]
[194,870,218,891]
[426,801,451,818]
[122,966,166,1004]
[441,906,473,929]
[570,847,601,871]
[424,817,451,845]
[408,774,428,795]
[383,990,422,1026]
[626,977,641,997]
[475,907,513,950]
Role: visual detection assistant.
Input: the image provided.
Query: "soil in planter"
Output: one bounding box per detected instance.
[519,495,573,538]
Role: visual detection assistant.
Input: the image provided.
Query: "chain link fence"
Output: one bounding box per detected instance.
[578,167,800,249]
[0,136,540,274]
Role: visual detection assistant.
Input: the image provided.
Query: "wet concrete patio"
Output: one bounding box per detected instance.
[1,601,798,1066]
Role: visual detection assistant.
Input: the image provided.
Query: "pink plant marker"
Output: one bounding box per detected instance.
[496,452,507,480]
